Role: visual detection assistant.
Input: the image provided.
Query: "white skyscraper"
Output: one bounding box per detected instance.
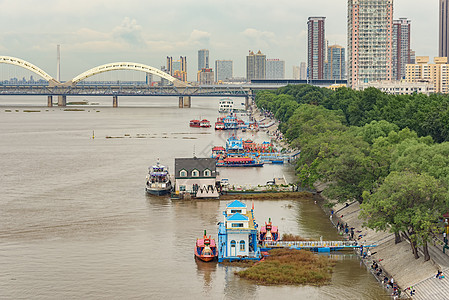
[266,59,285,79]
[215,60,233,82]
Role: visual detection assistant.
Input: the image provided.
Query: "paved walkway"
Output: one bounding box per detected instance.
[405,268,449,299]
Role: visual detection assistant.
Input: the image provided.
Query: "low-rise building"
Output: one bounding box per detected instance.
[355,80,433,95]
[197,68,215,85]
[406,57,449,94]
[174,157,219,198]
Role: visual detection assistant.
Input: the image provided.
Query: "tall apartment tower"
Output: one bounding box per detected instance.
[215,60,233,82]
[327,45,346,80]
[300,62,307,80]
[440,0,449,57]
[393,18,411,80]
[266,59,285,79]
[307,17,326,80]
[167,56,187,82]
[348,0,393,87]
[198,49,209,70]
[246,50,266,81]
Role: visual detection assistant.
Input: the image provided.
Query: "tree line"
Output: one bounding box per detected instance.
[256,84,449,261]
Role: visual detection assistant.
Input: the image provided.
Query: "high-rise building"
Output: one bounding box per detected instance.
[406,56,449,93]
[167,56,187,82]
[440,0,449,57]
[246,50,266,81]
[410,50,416,64]
[307,17,326,80]
[327,45,346,80]
[266,59,285,79]
[198,49,209,71]
[293,66,301,79]
[348,0,393,87]
[393,18,411,80]
[215,60,233,82]
[300,62,307,80]
[197,68,214,85]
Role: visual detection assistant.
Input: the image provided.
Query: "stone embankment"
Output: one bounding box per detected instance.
[326,199,449,299]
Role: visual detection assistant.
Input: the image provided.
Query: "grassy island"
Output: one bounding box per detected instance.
[236,249,335,286]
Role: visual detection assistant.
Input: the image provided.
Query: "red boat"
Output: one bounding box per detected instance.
[190,119,201,127]
[259,218,279,242]
[215,121,224,130]
[195,231,217,262]
[200,119,211,128]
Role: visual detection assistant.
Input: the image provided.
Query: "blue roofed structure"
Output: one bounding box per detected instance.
[227,200,246,208]
[226,213,249,221]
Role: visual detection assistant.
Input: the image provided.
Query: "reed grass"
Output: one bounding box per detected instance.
[236,249,335,286]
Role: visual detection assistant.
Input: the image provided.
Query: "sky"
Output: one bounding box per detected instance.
[0,0,440,81]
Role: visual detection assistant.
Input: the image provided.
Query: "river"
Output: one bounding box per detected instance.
[0,96,388,299]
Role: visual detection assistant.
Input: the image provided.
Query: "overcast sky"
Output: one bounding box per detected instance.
[0,0,439,81]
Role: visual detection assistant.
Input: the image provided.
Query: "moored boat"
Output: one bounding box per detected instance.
[200,119,211,128]
[259,218,279,242]
[145,160,172,195]
[195,230,218,262]
[219,98,234,113]
[190,119,201,127]
[216,156,263,167]
[215,121,224,130]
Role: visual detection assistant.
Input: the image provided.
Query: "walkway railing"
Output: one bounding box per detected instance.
[262,240,377,248]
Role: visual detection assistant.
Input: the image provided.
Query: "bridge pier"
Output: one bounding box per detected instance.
[178,96,191,108]
[184,96,191,108]
[113,95,118,107]
[58,95,66,106]
[47,96,53,107]
[245,96,250,111]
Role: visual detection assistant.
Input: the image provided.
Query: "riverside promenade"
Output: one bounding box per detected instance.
[328,200,449,299]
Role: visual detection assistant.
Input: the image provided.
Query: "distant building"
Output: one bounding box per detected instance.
[197,68,215,85]
[300,62,307,80]
[293,66,300,79]
[393,18,412,80]
[160,66,170,86]
[410,50,416,64]
[440,0,449,57]
[307,17,326,80]
[215,60,233,82]
[406,56,449,94]
[355,80,433,95]
[348,0,393,87]
[198,49,209,70]
[174,157,219,198]
[327,45,346,80]
[167,56,187,82]
[246,50,266,81]
[266,59,285,79]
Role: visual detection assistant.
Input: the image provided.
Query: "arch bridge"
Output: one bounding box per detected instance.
[0,56,254,107]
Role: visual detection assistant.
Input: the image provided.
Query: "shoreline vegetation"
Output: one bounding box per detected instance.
[253,84,449,297]
[235,249,335,286]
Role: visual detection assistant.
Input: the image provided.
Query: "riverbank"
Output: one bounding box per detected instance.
[320,196,449,299]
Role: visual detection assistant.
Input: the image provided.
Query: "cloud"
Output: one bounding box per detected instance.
[112,17,145,46]
[241,28,276,48]
[189,29,211,45]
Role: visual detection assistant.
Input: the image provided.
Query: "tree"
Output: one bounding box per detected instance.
[361,171,448,261]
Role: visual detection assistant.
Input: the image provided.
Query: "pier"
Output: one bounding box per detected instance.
[261,240,378,253]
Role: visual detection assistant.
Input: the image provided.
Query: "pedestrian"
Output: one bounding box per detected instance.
[350,228,354,240]
[436,270,443,279]
[390,277,394,286]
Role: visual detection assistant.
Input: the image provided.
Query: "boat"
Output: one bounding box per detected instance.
[216,156,263,167]
[190,119,201,127]
[215,121,224,130]
[219,98,234,113]
[145,160,172,195]
[195,230,218,262]
[200,119,211,128]
[259,218,279,242]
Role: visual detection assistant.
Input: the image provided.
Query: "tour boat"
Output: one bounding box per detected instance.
[195,230,218,262]
[216,156,263,167]
[145,160,172,196]
[259,218,279,242]
[190,119,201,127]
[218,98,234,113]
[215,121,225,130]
[200,119,211,128]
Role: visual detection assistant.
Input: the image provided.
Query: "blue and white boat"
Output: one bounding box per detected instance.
[145,160,172,196]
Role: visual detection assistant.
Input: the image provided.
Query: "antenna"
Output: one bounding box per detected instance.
[56,45,61,82]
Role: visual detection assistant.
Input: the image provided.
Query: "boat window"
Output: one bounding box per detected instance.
[232,223,244,228]
[240,240,245,251]
[203,169,211,177]
[192,169,200,177]
[179,185,186,191]
[180,170,187,177]
[230,209,241,214]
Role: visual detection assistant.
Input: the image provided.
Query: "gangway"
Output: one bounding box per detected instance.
[261,240,378,253]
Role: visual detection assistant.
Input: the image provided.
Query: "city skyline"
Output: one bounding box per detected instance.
[0,0,440,81]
